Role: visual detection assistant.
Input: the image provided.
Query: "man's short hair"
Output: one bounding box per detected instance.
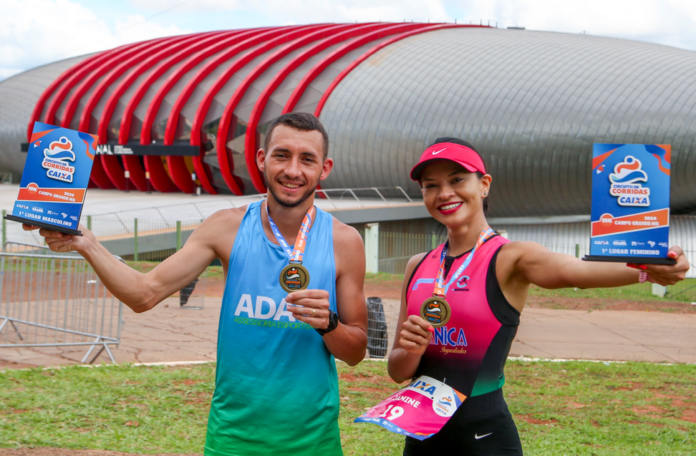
[264,112,330,159]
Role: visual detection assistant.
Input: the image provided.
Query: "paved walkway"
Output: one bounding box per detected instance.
[1,298,695,368]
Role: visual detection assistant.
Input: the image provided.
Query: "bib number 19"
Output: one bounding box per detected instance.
[378,405,404,421]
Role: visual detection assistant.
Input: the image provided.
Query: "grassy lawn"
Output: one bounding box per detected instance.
[125,263,696,304]
[1,361,694,455]
[364,271,696,304]
[528,279,696,303]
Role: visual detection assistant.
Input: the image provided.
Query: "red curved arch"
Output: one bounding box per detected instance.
[97,31,226,145]
[120,27,275,145]
[315,24,478,117]
[141,27,294,194]
[121,155,147,191]
[243,23,399,193]
[95,33,224,192]
[142,26,297,146]
[171,26,317,194]
[36,42,145,130]
[44,37,172,128]
[55,35,183,190]
[157,26,327,196]
[116,31,269,194]
[63,38,185,191]
[76,34,213,190]
[282,22,432,115]
[119,27,278,193]
[189,24,334,195]
[228,23,379,193]
[27,48,116,140]
[63,35,193,131]
[167,25,327,194]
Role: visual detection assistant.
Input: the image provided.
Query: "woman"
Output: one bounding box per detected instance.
[387,137,689,455]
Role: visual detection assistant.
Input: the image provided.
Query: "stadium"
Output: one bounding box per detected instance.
[0,23,695,257]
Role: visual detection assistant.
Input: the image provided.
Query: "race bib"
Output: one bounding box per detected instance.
[354,375,466,440]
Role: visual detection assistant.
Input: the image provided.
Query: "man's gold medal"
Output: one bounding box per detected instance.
[279,263,310,293]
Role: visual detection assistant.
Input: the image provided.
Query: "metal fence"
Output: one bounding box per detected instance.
[0,247,124,364]
[378,232,447,274]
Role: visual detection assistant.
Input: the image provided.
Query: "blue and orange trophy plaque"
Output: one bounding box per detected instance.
[583,143,676,265]
[4,122,97,236]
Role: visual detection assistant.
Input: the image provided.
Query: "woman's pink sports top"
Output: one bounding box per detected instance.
[406,235,520,398]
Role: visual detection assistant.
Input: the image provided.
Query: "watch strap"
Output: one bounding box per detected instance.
[315,310,339,336]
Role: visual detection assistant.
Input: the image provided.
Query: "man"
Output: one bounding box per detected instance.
[26,112,368,455]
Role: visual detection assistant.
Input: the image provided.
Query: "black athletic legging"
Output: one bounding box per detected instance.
[403,389,523,456]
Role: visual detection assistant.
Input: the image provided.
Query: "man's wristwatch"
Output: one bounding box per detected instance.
[315,310,339,336]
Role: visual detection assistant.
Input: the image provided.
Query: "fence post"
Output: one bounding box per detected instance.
[133,218,139,261]
[575,244,580,258]
[2,209,5,248]
[176,221,182,251]
[87,215,92,231]
[365,223,379,273]
[652,283,667,298]
[431,233,437,250]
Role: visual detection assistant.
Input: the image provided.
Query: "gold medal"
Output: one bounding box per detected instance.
[279,263,310,293]
[420,295,452,328]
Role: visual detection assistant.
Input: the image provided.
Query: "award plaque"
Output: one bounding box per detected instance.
[583,143,676,265]
[4,122,97,235]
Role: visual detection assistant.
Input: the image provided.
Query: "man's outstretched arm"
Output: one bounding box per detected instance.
[286,222,368,366]
[23,210,237,313]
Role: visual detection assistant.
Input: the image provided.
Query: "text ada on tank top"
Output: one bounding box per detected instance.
[407,235,521,398]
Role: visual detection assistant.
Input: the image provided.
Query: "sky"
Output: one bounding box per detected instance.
[2,0,696,81]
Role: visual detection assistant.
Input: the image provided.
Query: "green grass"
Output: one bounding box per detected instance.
[364,272,404,283]
[528,278,696,303]
[125,263,696,303]
[1,361,695,455]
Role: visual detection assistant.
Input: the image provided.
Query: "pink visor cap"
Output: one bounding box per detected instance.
[410,143,486,180]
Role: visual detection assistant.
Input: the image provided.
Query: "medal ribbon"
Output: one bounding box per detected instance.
[433,227,496,297]
[266,203,316,263]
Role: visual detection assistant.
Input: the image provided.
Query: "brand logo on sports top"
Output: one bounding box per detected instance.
[412,278,435,290]
[234,293,296,321]
[609,156,650,207]
[42,137,76,183]
[453,275,469,292]
[429,325,467,347]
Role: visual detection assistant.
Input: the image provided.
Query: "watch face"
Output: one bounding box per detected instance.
[317,311,338,335]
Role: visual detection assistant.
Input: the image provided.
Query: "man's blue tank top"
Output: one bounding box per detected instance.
[204,201,342,456]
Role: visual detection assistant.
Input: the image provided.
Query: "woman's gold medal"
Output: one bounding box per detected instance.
[420,295,452,328]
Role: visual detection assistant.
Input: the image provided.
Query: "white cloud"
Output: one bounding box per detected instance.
[113,14,185,43]
[132,0,696,51]
[131,0,450,23]
[0,0,187,80]
[4,0,696,82]
[449,0,696,51]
